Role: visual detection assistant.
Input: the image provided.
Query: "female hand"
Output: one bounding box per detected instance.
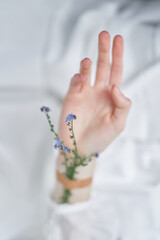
[58,31,132,157]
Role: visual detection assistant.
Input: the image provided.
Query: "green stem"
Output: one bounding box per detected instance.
[71,120,78,154]
[60,189,72,203]
[43,111,97,204]
[45,112,58,138]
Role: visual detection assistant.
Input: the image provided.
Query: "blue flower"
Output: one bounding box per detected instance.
[65,113,76,122]
[62,145,68,153]
[54,139,68,153]
[95,153,99,158]
[55,138,63,147]
[40,106,51,112]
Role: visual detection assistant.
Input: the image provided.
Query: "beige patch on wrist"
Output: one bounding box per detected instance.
[56,171,93,190]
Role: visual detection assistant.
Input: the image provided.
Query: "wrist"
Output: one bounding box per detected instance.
[56,152,97,179]
[53,153,97,204]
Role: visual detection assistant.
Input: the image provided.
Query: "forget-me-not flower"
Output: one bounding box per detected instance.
[95,153,99,158]
[55,138,63,147]
[65,113,76,122]
[62,145,68,153]
[40,106,51,112]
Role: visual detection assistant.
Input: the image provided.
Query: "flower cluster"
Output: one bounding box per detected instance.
[40,106,100,157]
[41,106,100,203]
[65,113,76,122]
[54,138,69,153]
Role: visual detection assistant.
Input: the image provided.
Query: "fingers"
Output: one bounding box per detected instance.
[68,58,92,95]
[67,73,88,94]
[109,35,123,88]
[68,32,124,95]
[79,58,92,86]
[111,84,132,131]
[94,31,110,88]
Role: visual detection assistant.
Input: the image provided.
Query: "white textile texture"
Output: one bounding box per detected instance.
[0,0,160,239]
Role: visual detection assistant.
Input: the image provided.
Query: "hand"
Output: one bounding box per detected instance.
[58,31,132,157]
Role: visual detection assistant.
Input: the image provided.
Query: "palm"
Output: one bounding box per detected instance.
[58,31,131,156]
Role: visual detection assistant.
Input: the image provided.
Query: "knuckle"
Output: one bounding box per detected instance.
[111,64,123,73]
[97,61,110,68]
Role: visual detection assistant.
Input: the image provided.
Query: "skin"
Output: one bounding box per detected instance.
[57,31,132,158]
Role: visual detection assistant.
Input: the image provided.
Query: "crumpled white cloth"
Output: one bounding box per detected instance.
[45,192,122,240]
[44,184,159,240]
[0,0,160,239]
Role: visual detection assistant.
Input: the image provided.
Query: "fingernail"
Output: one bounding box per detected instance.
[73,74,80,83]
[114,85,121,94]
[115,85,125,97]
[80,74,88,81]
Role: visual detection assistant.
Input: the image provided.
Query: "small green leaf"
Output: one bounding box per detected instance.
[72,149,76,154]
[82,163,88,166]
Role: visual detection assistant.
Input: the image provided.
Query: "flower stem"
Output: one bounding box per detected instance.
[42,109,98,204]
[71,120,78,153]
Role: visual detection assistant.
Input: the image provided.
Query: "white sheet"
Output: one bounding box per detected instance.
[0,0,160,239]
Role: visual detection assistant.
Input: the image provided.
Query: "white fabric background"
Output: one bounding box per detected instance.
[0,0,160,239]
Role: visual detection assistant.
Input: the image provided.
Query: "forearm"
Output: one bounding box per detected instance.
[53,151,97,204]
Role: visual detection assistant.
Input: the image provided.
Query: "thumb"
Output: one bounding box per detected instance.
[111,84,132,127]
[68,73,87,94]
